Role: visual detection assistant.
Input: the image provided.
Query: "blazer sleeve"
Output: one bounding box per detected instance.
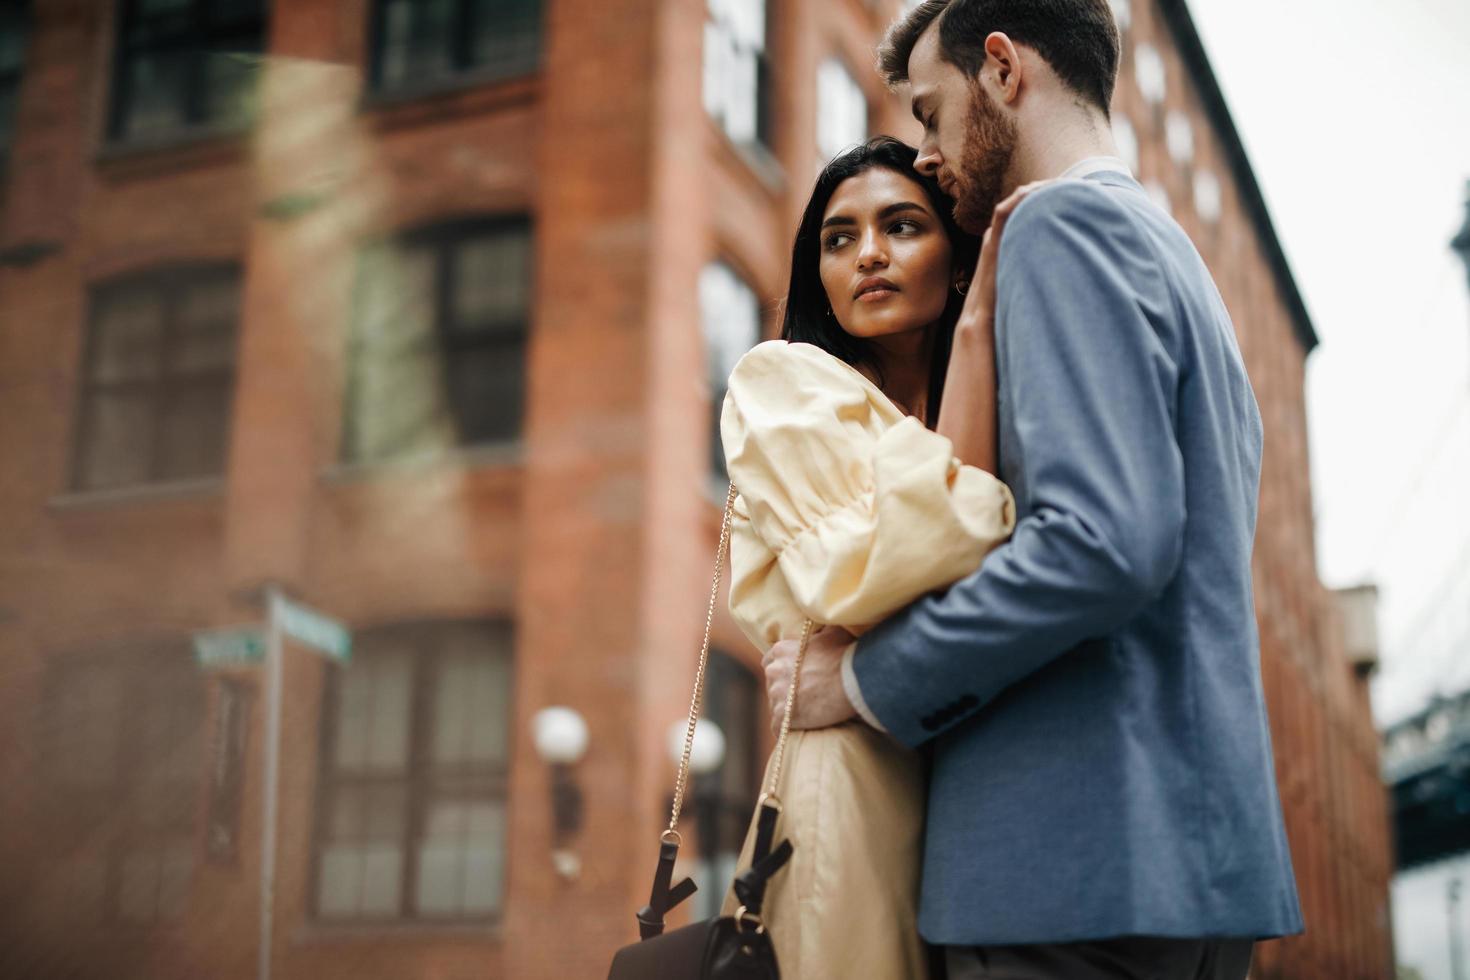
[849,180,1187,748]
[722,341,1015,650]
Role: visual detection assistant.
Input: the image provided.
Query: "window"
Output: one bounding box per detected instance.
[312,621,514,922]
[370,0,540,93]
[42,649,205,926]
[1165,109,1194,165]
[703,0,769,147]
[108,0,267,144]
[699,262,760,482]
[816,57,867,164]
[1111,113,1138,174]
[691,652,762,920]
[0,2,30,157]
[1133,42,1166,106]
[343,218,532,464]
[1108,0,1131,33]
[71,266,240,492]
[1193,169,1222,224]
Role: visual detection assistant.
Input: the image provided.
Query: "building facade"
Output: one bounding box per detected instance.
[0,0,1391,978]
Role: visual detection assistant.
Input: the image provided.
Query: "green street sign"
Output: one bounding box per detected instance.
[276,597,351,663]
[194,626,266,668]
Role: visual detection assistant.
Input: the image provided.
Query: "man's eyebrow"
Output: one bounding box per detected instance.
[910,91,932,123]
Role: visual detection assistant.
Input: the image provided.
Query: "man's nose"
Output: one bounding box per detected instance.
[915,141,942,178]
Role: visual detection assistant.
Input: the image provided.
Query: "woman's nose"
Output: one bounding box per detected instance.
[856,231,888,271]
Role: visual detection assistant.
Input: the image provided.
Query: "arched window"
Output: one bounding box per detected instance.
[312,620,514,922]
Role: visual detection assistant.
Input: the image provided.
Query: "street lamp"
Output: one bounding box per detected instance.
[532,706,590,880]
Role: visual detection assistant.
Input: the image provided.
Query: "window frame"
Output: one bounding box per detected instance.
[0,0,32,159]
[702,0,773,150]
[69,263,242,493]
[340,215,534,466]
[39,645,206,928]
[308,620,516,925]
[106,0,268,145]
[365,0,543,97]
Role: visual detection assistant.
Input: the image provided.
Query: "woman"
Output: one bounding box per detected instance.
[718,137,1021,978]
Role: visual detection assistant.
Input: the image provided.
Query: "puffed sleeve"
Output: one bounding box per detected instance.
[721,340,1015,648]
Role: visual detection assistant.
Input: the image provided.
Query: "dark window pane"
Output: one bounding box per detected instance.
[470,0,540,75]
[445,341,525,445]
[0,82,16,154]
[78,391,156,490]
[157,384,231,482]
[451,230,531,329]
[378,0,456,89]
[139,0,193,15]
[119,51,191,140]
[209,0,267,27]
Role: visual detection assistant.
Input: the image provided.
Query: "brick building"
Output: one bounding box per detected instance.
[0,0,1391,978]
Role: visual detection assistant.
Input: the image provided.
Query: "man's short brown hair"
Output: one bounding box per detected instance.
[878,0,1121,115]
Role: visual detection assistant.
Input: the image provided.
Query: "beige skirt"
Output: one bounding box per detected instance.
[722,722,929,980]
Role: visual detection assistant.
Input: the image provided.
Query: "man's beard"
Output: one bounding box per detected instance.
[951,83,1018,235]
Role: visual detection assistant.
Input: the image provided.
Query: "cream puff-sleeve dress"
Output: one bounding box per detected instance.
[718,340,1015,980]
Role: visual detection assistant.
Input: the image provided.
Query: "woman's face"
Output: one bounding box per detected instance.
[818,167,955,341]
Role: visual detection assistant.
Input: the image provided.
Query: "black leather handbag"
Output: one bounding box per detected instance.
[608,485,814,980]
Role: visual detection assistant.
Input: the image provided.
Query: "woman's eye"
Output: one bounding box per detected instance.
[890,220,920,235]
[823,233,853,251]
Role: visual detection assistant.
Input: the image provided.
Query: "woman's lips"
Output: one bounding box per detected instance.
[856,287,899,303]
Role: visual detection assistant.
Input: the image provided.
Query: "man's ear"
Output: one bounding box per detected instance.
[984,32,1023,105]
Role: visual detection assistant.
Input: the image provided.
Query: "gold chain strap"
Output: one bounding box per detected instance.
[666,484,813,839]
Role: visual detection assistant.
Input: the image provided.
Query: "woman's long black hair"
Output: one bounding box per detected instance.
[780,136,981,429]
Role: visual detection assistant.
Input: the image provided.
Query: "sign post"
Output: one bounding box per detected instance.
[257,589,351,980]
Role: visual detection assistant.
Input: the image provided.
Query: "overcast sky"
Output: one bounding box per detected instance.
[1186,0,1470,728]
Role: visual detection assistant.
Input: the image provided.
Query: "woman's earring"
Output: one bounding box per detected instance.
[825,306,836,318]
[955,280,970,296]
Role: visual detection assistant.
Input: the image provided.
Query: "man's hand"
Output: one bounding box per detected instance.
[961,179,1053,332]
[762,626,858,734]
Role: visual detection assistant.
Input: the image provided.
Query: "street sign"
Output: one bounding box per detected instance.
[194,625,266,668]
[274,595,351,663]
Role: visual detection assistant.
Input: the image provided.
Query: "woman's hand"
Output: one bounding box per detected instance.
[960,180,1052,332]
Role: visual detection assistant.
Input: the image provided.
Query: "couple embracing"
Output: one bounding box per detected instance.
[715,1,1303,978]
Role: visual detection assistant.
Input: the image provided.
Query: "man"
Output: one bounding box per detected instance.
[760,1,1303,977]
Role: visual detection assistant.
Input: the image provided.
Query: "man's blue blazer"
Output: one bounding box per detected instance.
[850,170,1304,945]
